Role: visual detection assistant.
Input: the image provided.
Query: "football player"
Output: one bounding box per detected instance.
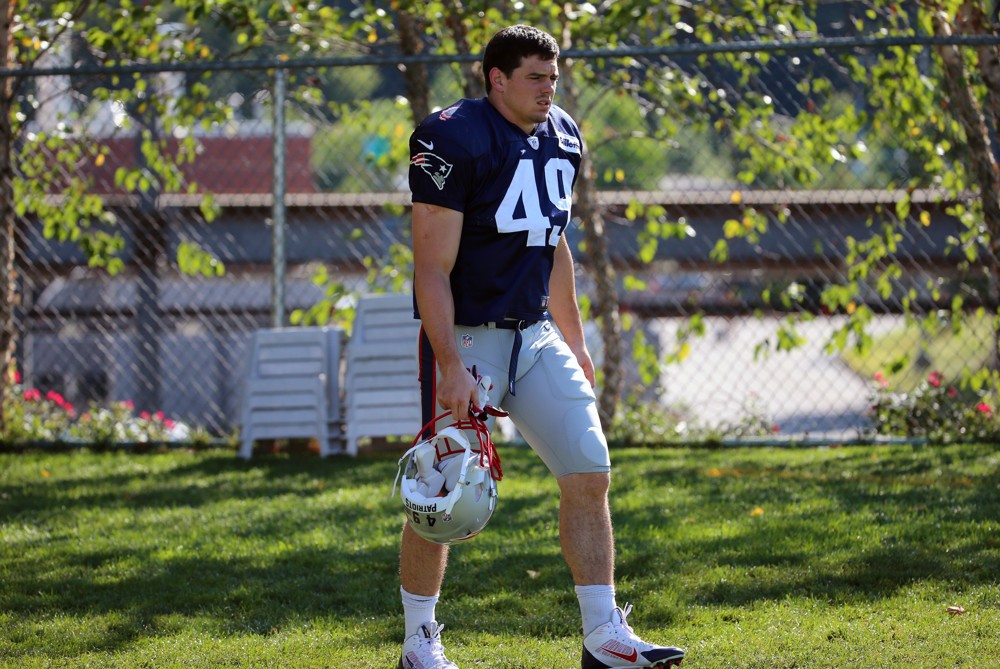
[401,24,686,669]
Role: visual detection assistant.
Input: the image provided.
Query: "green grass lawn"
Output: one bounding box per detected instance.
[1,443,999,668]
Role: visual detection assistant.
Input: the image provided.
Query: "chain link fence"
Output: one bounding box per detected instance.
[9,36,998,443]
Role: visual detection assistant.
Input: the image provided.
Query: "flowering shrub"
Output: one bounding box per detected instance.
[867,370,999,443]
[2,369,190,446]
[67,400,183,445]
[4,377,77,443]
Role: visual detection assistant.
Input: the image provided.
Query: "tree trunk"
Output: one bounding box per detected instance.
[397,8,430,124]
[0,0,17,434]
[961,2,1000,127]
[964,0,1000,370]
[554,56,625,429]
[935,5,1000,369]
[574,135,625,428]
[443,1,483,99]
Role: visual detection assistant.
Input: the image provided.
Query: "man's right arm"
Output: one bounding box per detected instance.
[412,201,479,421]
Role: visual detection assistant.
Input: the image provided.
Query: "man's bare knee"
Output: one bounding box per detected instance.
[559,471,610,500]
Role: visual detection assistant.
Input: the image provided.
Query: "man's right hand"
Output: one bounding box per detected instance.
[436,362,480,420]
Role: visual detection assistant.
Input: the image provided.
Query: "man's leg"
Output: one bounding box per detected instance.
[398,524,459,669]
[559,471,620,640]
[400,522,448,598]
[405,325,453,624]
[559,472,686,668]
[557,471,614,585]
[503,325,685,666]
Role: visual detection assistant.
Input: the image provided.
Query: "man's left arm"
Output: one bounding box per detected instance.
[549,234,596,388]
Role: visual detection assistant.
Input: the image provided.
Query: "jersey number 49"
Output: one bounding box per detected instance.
[496,158,576,247]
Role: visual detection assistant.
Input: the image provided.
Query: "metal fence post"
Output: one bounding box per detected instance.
[271,65,288,329]
[134,88,164,415]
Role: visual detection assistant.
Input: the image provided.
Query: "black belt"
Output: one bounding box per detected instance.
[484,319,541,396]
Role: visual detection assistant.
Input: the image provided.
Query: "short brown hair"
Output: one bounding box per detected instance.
[482,25,559,93]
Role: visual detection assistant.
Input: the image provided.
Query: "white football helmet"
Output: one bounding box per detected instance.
[393,417,502,545]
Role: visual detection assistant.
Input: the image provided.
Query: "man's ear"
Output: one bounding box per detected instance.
[489,67,504,92]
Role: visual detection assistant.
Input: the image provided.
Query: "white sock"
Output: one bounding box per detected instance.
[401,586,439,638]
[576,584,616,636]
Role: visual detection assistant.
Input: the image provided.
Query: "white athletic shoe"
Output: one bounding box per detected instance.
[398,621,459,669]
[581,604,684,668]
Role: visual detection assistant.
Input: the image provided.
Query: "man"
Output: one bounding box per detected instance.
[402,24,685,669]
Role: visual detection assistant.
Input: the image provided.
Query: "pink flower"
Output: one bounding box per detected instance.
[154,411,166,422]
[45,390,65,407]
[23,388,41,401]
[976,403,992,416]
[120,400,134,411]
[12,370,21,384]
[928,371,943,388]
[874,371,889,388]
[948,387,957,398]
[139,411,151,420]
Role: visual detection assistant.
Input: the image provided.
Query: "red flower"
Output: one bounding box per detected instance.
[874,371,889,388]
[139,411,151,420]
[154,411,166,422]
[23,388,41,401]
[948,387,957,398]
[45,390,65,407]
[976,403,992,416]
[13,370,21,384]
[928,371,943,388]
[120,400,134,410]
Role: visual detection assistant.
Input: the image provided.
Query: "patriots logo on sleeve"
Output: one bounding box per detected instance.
[410,152,453,191]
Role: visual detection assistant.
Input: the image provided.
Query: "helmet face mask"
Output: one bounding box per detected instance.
[394,420,502,545]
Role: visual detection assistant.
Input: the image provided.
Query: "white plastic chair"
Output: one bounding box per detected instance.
[343,293,422,455]
[239,326,343,458]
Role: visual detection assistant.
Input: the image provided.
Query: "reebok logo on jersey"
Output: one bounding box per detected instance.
[410,152,453,190]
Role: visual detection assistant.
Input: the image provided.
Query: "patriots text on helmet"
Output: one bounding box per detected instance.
[405,499,439,513]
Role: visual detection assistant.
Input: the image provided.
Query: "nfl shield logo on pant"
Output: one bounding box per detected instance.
[461,334,473,348]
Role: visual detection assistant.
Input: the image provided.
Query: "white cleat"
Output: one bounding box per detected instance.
[581,604,684,668]
[398,621,459,669]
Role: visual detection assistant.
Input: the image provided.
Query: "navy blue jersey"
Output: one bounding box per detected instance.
[408,98,583,325]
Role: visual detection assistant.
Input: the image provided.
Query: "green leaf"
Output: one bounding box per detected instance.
[177,241,226,278]
[709,239,730,263]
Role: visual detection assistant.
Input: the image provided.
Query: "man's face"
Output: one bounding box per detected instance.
[491,54,559,133]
